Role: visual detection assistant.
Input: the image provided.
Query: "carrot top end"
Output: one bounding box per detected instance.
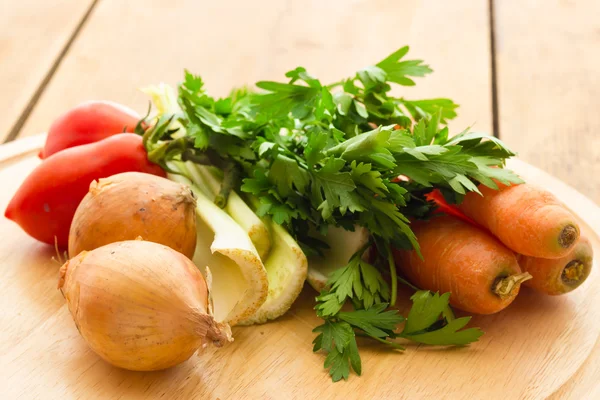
[559,224,579,249]
[493,272,533,300]
[561,260,586,286]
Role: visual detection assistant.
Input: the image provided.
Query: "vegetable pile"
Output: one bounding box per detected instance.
[4,46,594,381]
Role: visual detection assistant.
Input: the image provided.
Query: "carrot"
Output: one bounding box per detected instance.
[517,236,593,295]
[456,183,580,259]
[393,215,531,314]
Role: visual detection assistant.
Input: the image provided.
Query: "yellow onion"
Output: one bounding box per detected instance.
[68,172,197,259]
[58,240,232,371]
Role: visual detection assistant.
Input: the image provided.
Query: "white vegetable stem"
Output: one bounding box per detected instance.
[239,222,307,324]
[169,162,268,325]
[306,226,370,292]
[188,164,308,324]
[188,164,272,259]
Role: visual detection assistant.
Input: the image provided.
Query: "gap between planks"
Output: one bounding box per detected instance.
[2,0,101,144]
[5,0,500,141]
[488,0,500,139]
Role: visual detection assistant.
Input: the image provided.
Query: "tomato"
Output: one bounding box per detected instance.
[39,101,142,159]
[5,134,165,247]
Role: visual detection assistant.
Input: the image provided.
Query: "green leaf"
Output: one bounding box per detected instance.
[312,157,360,218]
[338,304,404,338]
[285,66,322,88]
[269,155,310,197]
[214,97,233,115]
[317,252,390,314]
[313,320,362,381]
[388,130,416,152]
[403,291,452,334]
[354,100,369,118]
[400,291,483,346]
[182,69,204,93]
[190,124,209,150]
[305,129,329,168]
[446,131,517,158]
[334,93,353,116]
[241,169,271,195]
[357,65,387,90]
[315,292,344,317]
[405,317,484,346]
[402,98,459,123]
[254,81,320,118]
[327,125,396,169]
[350,161,388,196]
[316,87,335,120]
[376,46,410,68]
[376,48,432,87]
[346,336,362,376]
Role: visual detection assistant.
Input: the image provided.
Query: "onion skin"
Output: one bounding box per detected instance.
[59,240,232,371]
[68,172,197,259]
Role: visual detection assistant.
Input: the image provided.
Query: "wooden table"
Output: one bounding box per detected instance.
[1,1,598,398]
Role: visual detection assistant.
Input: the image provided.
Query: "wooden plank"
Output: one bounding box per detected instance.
[493,3,600,393]
[18,0,492,139]
[0,142,599,399]
[0,0,96,142]
[495,0,600,203]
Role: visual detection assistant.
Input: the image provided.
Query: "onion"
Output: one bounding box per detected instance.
[58,240,232,371]
[68,172,197,259]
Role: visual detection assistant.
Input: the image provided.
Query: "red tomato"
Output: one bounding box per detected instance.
[5,134,165,247]
[39,101,142,159]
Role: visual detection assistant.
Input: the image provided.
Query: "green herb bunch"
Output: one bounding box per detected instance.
[143,46,520,381]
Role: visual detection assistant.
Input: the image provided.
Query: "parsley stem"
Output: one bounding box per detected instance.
[325,80,344,90]
[215,163,240,208]
[396,274,419,291]
[355,332,405,350]
[386,245,398,307]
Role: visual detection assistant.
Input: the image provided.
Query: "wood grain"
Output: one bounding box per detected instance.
[495,0,600,204]
[0,0,96,142]
[17,0,492,139]
[0,138,598,399]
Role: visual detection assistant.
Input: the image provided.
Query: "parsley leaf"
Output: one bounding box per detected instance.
[338,304,404,338]
[315,249,390,317]
[313,320,361,381]
[269,155,310,197]
[401,291,484,345]
[376,46,433,86]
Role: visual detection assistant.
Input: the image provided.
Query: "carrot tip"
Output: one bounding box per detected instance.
[559,225,579,249]
[493,272,533,299]
[562,260,586,285]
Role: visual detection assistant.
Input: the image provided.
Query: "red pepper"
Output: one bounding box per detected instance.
[425,189,480,227]
[5,133,165,247]
[39,101,142,159]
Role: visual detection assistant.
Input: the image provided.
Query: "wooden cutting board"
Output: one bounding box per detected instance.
[0,136,598,400]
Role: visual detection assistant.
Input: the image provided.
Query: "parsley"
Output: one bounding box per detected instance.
[311,245,482,381]
[315,247,390,317]
[143,46,518,382]
[313,291,483,381]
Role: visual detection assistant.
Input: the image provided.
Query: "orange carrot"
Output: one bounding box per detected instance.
[456,183,580,259]
[393,215,531,314]
[518,236,593,295]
